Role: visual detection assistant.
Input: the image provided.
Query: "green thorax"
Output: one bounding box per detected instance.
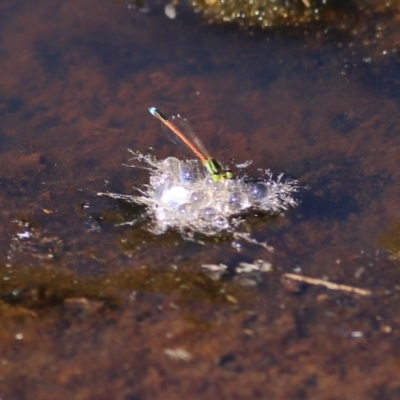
[205,158,233,182]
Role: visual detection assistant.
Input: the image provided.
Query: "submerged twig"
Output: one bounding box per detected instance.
[282,273,372,296]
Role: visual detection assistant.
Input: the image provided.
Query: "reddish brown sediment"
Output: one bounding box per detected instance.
[0,0,400,398]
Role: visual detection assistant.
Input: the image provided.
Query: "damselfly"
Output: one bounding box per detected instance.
[149,107,233,182]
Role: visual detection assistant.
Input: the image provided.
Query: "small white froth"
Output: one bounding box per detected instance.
[100,151,299,245]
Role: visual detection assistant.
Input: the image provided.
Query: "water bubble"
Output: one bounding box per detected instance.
[179,160,200,184]
[204,176,215,186]
[162,158,181,180]
[153,181,172,201]
[155,207,168,222]
[160,186,188,209]
[248,182,269,201]
[215,216,229,230]
[177,203,197,221]
[227,192,249,212]
[209,181,225,193]
[208,180,229,202]
[152,222,168,235]
[151,173,174,188]
[190,191,210,206]
[199,207,217,221]
[225,179,242,192]
[163,157,181,171]
[149,175,163,187]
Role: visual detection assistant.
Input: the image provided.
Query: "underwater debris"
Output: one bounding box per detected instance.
[164,348,193,361]
[379,221,400,260]
[7,220,64,264]
[201,259,272,281]
[282,273,372,296]
[164,0,381,29]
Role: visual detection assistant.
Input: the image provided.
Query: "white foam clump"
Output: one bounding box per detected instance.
[106,151,299,238]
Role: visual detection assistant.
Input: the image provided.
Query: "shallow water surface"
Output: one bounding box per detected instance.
[1,0,400,398]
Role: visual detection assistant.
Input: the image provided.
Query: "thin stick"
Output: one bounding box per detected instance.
[282,273,372,296]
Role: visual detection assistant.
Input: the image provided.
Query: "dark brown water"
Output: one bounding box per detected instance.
[1,0,400,398]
